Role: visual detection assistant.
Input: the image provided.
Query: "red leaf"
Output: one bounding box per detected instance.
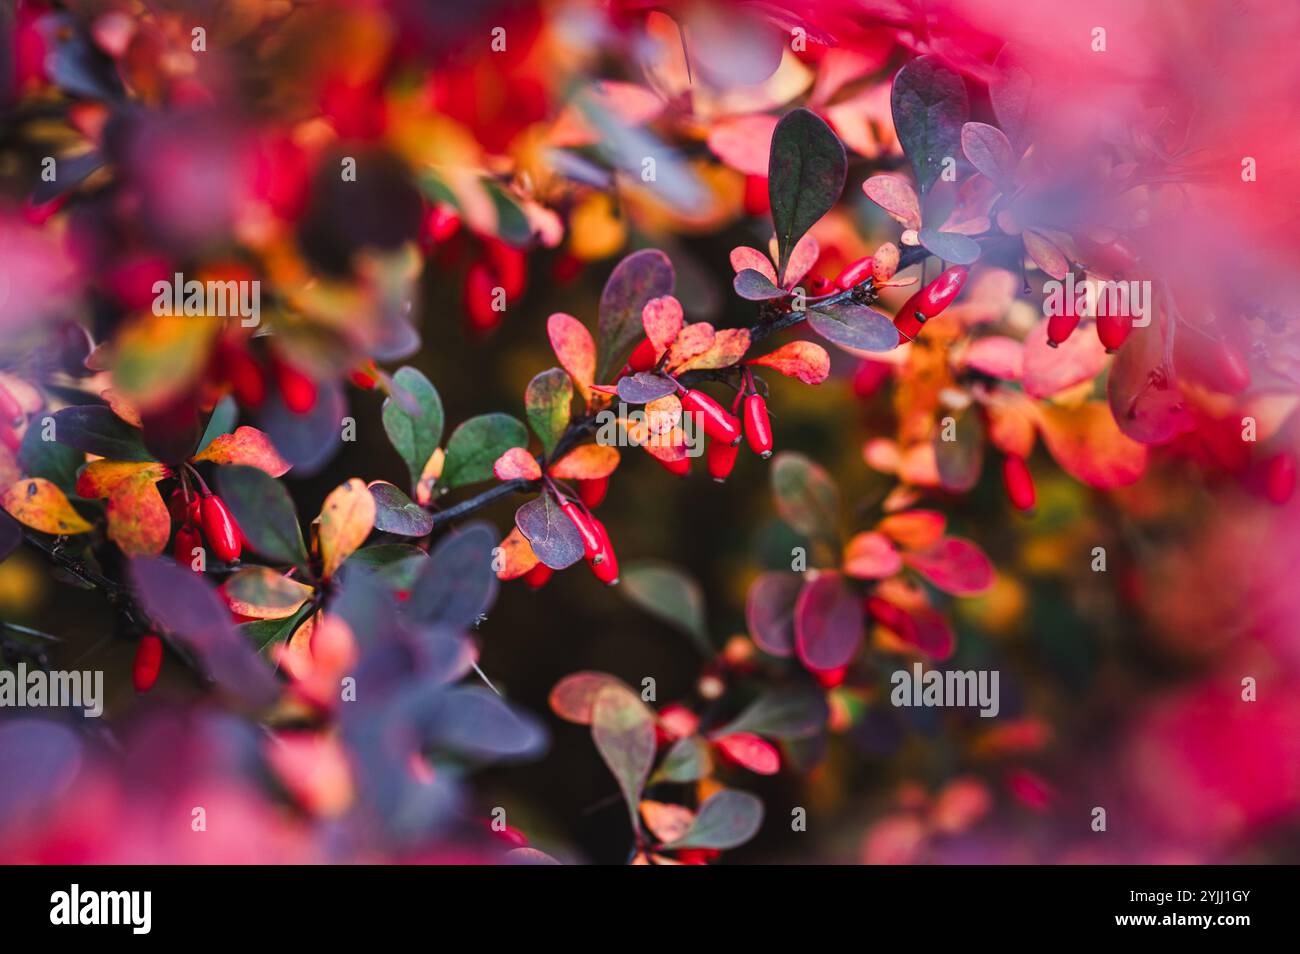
[713,733,781,776]
[902,537,994,596]
[794,571,864,672]
[748,341,831,384]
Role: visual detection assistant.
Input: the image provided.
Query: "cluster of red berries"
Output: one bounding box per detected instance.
[524,492,619,589]
[704,377,772,483]
[423,204,528,336]
[893,265,969,345]
[1046,307,1134,354]
[215,337,318,414]
[168,485,242,566]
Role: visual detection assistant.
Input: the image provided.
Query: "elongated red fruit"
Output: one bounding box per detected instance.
[835,255,874,290]
[133,634,163,692]
[707,437,740,482]
[224,343,266,408]
[560,499,604,563]
[743,174,769,216]
[680,389,742,445]
[173,524,204,568]
[523,562,553,589]
[893,265,969,343]
[743,394,773,458]
[654,450,691,476]
[1096,312,1133,353]
[589,517,619,585]
[1046,311,1082,348]
[1002,455,1036,512]
[864,595,916,643]
[1265,452,1296,505]
[201,494,242,562]
[274,357,317,414]
[852,359,890,399]
[627,338,658,373]
[578,476,609,509]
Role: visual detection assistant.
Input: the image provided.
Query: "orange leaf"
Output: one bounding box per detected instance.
[843,531,903,579]
[493,447,542,482]
[984,390,1038,458]
[641,799,696,844]
[641,295,684,354]
[2,477,93,535]
[748,341,831,384]
[74,460,170,556]
[644,394,682,435]
[549,443,620,480]
[1037,401,1147,488]
[876,510,946,550]
[863,175,922,230]
[318,478,375,579]
[771,234,819,289]
[672,328,751,373]
[496,527,540,580]
[193,426,290,476]
[663,323,715,371]
[547,313,596,399]
[1023,229,1069,280]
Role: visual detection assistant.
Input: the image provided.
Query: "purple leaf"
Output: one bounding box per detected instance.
[745,571,802,657]
[592,685,657,833]
[891,55,969,194]
[662,789,764,850]
[794,572,864,672]
[807,302,899,353]
[616,372,677,405]
[404,521,498,628]
[733,268,787,301]
[516,493,584,570]
[597,249,675,380]
[918,228,982,266]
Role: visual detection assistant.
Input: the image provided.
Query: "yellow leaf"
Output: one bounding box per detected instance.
[222,566,314,619]
[75,460,170,557]
[1,478,93,535]
[317,479,375,579]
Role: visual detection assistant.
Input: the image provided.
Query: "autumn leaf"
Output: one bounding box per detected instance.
[1037,401,1148,488]
[641,295,684,354]
[2,477,93,536]
[548,443,620,480]
[547,312,597,402]
[193,426,291,476]
[318,479,376,579]
[75,460,170,556]
[493,448,542,482]
[748,341,831,384]
[525,368,573,457]
[672,328,751,373]
[222,566,314,619]
[843,531,903,579]
[495,526,540,580]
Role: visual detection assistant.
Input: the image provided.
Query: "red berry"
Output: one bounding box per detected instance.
[523,562,553,589]
[560,499,604,564]
[465,261,502,334]
[1046,311,1081,348]
[742,175,770,217]
[1002,455,1036,512]
[893,266,968,344]
[707,436,740,482]
[814,664,848,689]
[589,517,619,585]
[578,476,609,509]
[349,361,379,390]
[807,276,835,296]
[168,488,202,526]
[133,634,164,692]
[627,338,658,373]
[1265,452,1296,505]
[835,255,874,290]
[655,451,691,477]
[173,524,204,568]
[424,204,461,244]
[743,393,773,458]
[1096,312,1133,353]
[200,495,242,563]
[485,238,527,301]
[274,357,317,415]
[680,389,742,446]
[852,359,890,399]
[223,343,266,408]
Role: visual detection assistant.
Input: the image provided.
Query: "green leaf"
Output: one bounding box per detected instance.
[891,55,969,195]
[238,602,312,652]
[596,249,675,381]
[368,481,434,537]
[713,686,829,740]
[217,465,309,569]
[50,406,152,462]
[662,789,764,850]
[654,735,713,783]
[483,178,531,247]
[621,560,712,655]
[440,413,527,489]
[767,108,846,285]
[807,302,899,353]
[592,685,657,835]
[771,452,839,543]
[196,396,238,456]
[382,367,444,493]
[19,424,82,496]
[525,368,572,458]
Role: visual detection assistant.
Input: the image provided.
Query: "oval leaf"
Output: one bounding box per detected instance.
[794,571,864,672]
[525,368,573,457]
[319,479,376,580]
[441,413,529,489]
[891,55,969,195]
[217,465,308,567]
[771,452,840,542]
[515,492,584,570]
[592,685,657,833]
[808,302,899,353]
[768,108,846,285]
[745,572,802,657]
[368,481,435,537]
[382,367,445,493]
[662,789,764,850]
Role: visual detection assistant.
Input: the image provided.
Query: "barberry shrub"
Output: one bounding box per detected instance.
[0,0,1296,866]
